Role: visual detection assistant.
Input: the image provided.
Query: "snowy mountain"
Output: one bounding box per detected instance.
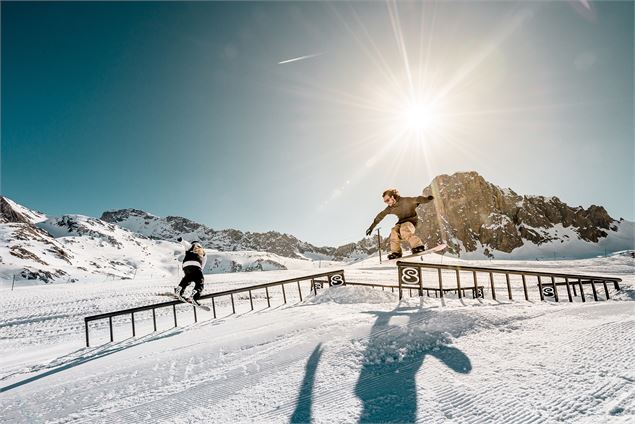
[0,197,343,284]
[414,171,634,259]
[100,208,375,261]
[0,198,179,283]
[0,196,73,281]
[3,171,633,284]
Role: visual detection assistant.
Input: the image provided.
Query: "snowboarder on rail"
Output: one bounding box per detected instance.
[365,188,434,260]
[174,237,207,306]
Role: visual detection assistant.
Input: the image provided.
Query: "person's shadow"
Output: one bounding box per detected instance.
[354,307,472,423]
[290,343,324,423]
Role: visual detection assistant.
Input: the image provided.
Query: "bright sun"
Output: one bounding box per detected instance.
[405,102,432,131]
[399,101,440,136]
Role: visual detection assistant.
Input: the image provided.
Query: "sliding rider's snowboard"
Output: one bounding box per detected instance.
[159,292,211,311]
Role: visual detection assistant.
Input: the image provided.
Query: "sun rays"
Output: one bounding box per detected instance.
[274,1,541,213]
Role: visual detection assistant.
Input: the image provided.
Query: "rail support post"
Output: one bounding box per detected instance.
[564,277,573,302]
[538,276,545,301]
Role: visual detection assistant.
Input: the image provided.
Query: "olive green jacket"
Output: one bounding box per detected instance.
[368,196,433,231]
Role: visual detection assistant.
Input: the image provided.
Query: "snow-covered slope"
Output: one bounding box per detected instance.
[0,198,348,284]
[0,256,633,423]
[455,220,635,260]
[1,215,340,284]
[0,213,180,283]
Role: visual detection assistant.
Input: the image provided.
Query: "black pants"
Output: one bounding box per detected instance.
[178,266,204,299]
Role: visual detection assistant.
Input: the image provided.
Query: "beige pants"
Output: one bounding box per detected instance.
[390,222,424,253]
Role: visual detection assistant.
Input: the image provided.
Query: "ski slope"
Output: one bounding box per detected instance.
[1,255,634,423]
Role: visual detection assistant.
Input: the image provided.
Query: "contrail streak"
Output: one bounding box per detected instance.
[278,52,324,65]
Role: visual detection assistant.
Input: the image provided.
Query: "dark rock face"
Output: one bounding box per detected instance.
[332,238,379,261]
[414,171,618,256]
[165,216,208,235]
[1,197,30,224]
[0,196,47,224]
[10,246,49,265]
[18,268,67,283]
[243,259,287,272]
[100,209,155,223]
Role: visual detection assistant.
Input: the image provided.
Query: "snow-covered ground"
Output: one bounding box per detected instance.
[1,255,633,423]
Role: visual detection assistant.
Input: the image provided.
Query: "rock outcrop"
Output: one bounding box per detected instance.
[414,171,621,256]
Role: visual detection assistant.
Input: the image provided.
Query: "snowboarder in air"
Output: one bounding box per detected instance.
[365,188,434,260]
[174,237,207,306]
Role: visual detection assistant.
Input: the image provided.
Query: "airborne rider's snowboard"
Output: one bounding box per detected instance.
[387,243,447,262]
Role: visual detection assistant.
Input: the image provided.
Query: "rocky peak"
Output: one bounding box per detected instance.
[1,196,47,224]
[415,171,619,256]
[100,209,157,223]
[164,216,209,234]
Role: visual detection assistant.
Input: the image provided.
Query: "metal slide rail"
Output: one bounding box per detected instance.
[84,269,346,347]
[312,279,398,292]
[396,261,622,302]
[344,280,482,299]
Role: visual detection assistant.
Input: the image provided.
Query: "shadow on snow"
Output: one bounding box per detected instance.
[289,306,472,423]
[290,343,324,423]
[354,307,472,423]
[0,328,184,393]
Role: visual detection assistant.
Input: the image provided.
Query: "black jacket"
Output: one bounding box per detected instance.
[180,240,207,269]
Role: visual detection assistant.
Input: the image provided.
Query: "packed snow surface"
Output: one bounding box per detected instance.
[1,255,633,423]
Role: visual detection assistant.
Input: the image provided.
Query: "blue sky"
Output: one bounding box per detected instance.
[2,1,633,246]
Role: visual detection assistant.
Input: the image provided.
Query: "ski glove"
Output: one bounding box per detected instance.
[365,228,373,236]
[177,237,183,242]
[427,195,434,200]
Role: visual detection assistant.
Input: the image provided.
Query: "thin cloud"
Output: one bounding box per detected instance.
[278,52,324,65]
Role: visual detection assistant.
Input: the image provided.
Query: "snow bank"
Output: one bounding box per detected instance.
[304,285,398,304]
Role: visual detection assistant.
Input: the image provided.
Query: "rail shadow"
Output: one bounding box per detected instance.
[1,328,184,393]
